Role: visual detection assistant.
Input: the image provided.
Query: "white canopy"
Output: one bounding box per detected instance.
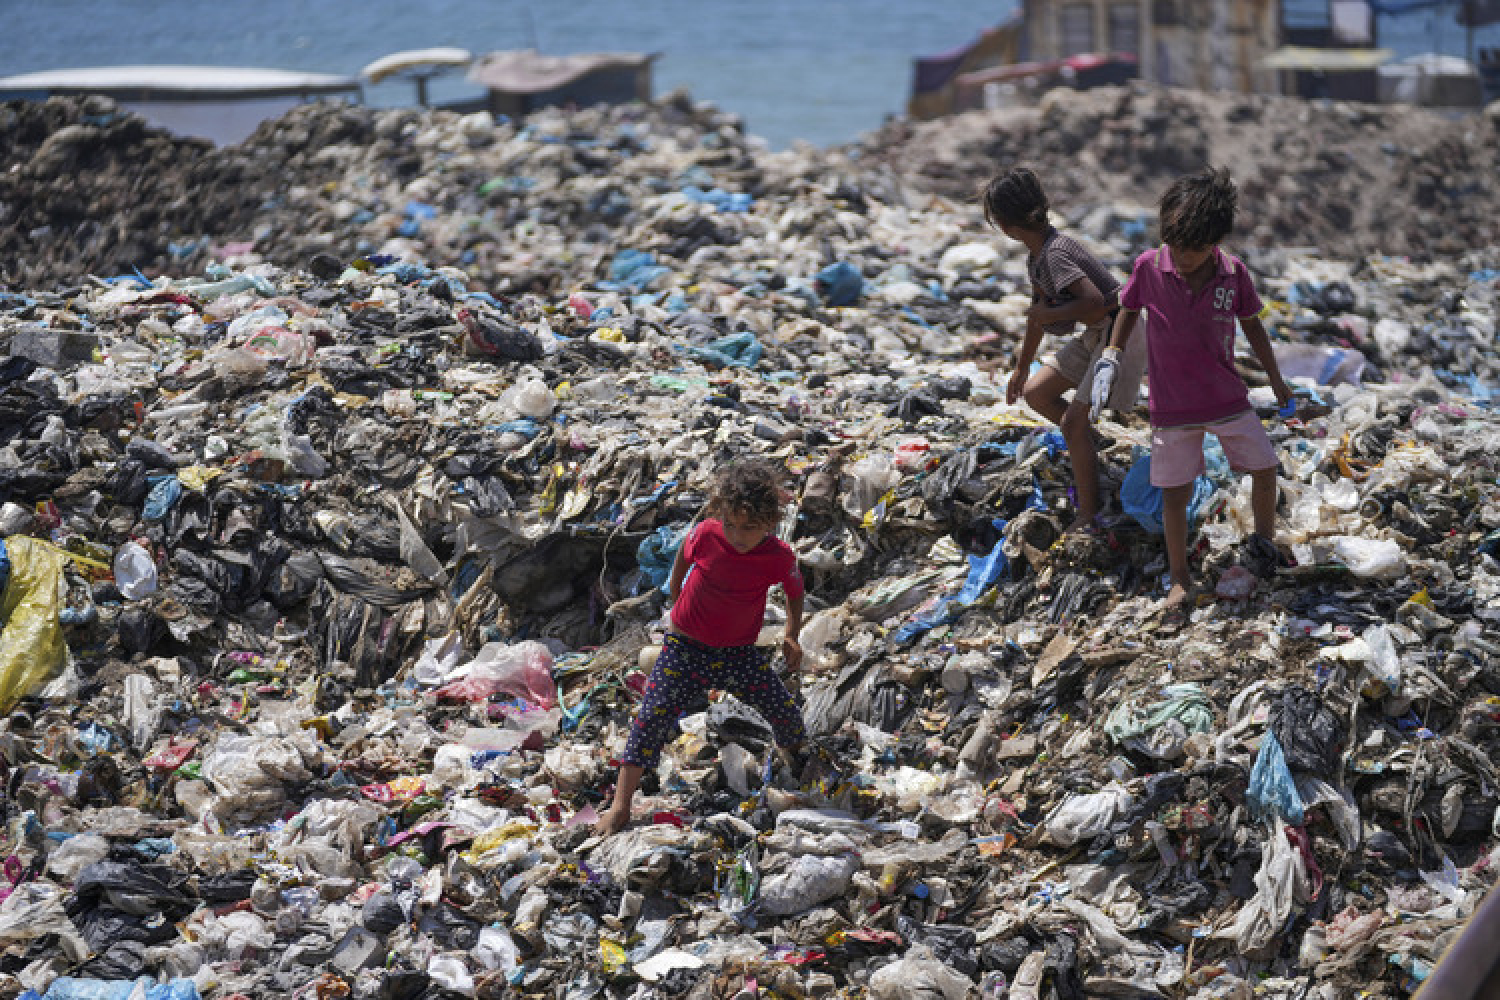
[361,48,473,84]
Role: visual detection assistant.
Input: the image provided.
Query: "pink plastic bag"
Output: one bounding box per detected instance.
[432,640,556,708]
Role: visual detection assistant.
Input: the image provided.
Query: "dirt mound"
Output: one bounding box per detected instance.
[857,84,1500,258]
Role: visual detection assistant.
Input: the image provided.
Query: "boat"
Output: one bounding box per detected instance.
[0,65,362,145]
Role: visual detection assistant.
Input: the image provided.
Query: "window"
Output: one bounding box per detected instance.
[1331,0,1373,45]
[1110,3,1141,53]
[1282,0,1331,31]
[1060,3,1096,55]
[1153,0,1179,26]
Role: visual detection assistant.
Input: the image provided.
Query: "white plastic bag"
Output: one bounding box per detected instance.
[1043,782,1133,847]
[757,852,859,916]
[113,542,159,600]
[868,946,974,1000]
[1331,536,1405,579]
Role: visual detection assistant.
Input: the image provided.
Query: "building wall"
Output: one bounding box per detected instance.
[1022,0,1280,94]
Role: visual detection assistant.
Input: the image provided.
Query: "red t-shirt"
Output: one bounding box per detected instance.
[670,519,804,647]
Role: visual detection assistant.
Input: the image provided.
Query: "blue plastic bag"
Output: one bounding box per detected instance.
[686,332,763,369]
[142,475,183,523]
[1119,451,1218,535]
[636,525,691,594]
[1247,730,1305,825]
[893,523,1008,645]
[815,261,863,307]
[42,979,200,1000]
[603,249,670,293]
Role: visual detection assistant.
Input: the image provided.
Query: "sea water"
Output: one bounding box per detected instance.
[2,0,1494,149]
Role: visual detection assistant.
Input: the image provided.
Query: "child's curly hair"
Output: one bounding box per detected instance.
[1160,167,1238,249]
[706,458,783,528]
[981,166,1050,231]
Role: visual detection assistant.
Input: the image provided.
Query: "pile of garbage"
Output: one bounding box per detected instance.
[0,90,1497,1000]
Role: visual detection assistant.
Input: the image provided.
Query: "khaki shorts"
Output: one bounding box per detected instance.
[1044,314,1148,413]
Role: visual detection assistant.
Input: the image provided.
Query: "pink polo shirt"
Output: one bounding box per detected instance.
[1120,245,1264,427]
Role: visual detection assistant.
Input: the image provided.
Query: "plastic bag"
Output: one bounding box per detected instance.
[0,536,70,715]
[1267,686,1344,779]
[1216,818,1310,952]
[686,331,763,369]
[1247,731,1305,825]
[1043,782,1133,847]
[432,640,556,708]
[757,853,859,917]
[47,834,111,879]
[1330,536,1405,579]
[1273,343,1367,387]
[393,500,447,583]
[111,542,158,600]
[636,525,689,595]
[501,378,556,418]
[815,260,864,307]
[41,979,200,1000]
[1360,624,1403,698]
[845,454,901,516]
[867,946,973,1000]
[1120,451,1217,535]
[474,925,520,973]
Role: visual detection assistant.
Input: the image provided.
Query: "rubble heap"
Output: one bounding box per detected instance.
[0,91,1496,1000]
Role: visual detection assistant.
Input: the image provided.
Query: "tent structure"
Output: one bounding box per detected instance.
[464,50,656,117]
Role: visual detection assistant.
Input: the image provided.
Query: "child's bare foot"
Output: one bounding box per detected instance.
[1163,581,1191,608]
[593,803,630,836]
[1160,583,1192,629]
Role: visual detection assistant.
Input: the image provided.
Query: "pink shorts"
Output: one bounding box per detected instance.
[1150,409,1278,488]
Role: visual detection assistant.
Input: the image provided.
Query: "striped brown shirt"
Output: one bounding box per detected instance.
[1028,228,1121,335]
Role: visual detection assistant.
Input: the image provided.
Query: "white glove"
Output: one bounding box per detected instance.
[1088,347,1122,422]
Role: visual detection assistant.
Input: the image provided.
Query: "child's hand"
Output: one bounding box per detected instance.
[782,637,803,671]
[1007,366,1028,406]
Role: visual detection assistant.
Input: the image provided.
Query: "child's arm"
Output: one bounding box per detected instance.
[1028,276,1110,328]
[1240,315,1293,406]
[1007,311,1047,404]
[782,588,804,671]
[666,540,690,604]
[1106,307,1140,351]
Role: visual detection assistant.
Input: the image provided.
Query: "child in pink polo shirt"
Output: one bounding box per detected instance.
[1089,168,1292,618]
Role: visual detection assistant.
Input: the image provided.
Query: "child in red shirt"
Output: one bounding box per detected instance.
[595,459,805,836]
